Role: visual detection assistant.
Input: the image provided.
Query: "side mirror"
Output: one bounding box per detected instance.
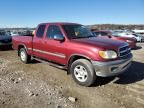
[54,34,64,41]
[108,35,112,38]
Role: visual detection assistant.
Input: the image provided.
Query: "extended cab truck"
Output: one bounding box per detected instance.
[12,23,132,86]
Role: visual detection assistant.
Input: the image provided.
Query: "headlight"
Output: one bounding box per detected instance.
[99,50,117,59]
[126,40,132,42]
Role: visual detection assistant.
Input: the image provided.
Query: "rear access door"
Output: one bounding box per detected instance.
[32,24,47,58]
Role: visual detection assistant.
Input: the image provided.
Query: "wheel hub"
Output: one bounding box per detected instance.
[74,65,88,82]
[20,51,26,61]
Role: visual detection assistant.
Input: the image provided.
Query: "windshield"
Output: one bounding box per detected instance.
[0,31,10,36]
[112,32,119,36]
[133,34,139,37]
[111,32,121,37]
[62,25,94,39]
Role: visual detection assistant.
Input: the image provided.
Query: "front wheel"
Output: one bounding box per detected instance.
[70,59,96,86]
[19,48,31,64]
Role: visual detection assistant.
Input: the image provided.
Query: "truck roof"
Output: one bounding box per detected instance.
[39,22,81,25]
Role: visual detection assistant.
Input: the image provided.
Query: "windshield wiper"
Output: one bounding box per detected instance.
[71,35,95,39]
[87,35,95,38]
[71,36,88,39]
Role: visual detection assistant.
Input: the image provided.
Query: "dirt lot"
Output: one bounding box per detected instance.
[0,43,144,108]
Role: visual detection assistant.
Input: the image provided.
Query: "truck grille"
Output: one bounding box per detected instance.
[119,45,131,57]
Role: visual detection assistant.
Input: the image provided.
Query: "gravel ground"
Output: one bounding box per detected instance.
[0,43,144,108]
[0,58,77,108]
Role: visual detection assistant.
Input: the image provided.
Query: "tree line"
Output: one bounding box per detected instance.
[87,24,144,30]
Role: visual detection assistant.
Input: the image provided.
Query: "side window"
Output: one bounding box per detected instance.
[46,25,63,39]
[36,25,46,38]
[101,32,108,36]
[94,32,100,36]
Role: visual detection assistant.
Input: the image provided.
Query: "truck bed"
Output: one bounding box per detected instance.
[12,36,32,51]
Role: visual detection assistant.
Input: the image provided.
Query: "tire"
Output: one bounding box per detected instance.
[70,59,96,86]
[19,48,31,64]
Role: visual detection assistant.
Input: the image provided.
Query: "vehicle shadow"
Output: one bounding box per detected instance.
[115,61,144,84]
[132,46,142,50]
[92,61,144,87]
[30,60,41,64]
[91,77,115,87]
[0,46,13,51]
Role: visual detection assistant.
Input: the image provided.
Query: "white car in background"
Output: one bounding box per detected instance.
[113,31,142,42]
[135,33,144,42]
[10,31,20,36]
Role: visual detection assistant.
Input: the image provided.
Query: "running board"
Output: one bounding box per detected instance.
[32,57,66,70]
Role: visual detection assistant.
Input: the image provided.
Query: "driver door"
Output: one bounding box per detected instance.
[42,25,67,65]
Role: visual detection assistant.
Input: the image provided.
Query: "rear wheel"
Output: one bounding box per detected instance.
[19,48,31,64]
[70,59,96,86]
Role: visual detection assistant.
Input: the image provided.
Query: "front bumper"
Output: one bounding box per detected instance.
[92,54,132,77]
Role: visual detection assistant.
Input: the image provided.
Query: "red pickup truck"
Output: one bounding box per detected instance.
[12,23,132,86]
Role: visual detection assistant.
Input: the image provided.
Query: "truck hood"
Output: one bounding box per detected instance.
[71,37,127,50]
[0,35,12,41]
[113,36,136,41]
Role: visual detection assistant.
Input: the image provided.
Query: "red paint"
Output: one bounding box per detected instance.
[93,30,136,49]
[12,23,129,66]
